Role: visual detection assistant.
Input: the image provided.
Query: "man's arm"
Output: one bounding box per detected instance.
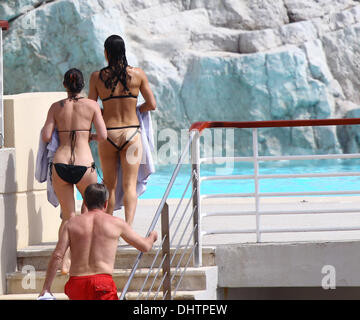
[39,222,70,296]
[120,220,158,252]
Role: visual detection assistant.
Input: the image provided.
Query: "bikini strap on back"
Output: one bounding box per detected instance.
[110,78,119,98]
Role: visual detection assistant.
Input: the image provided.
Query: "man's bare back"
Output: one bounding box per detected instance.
[66,210,122,276]
[67,209,157,276]
[39,183,157,299]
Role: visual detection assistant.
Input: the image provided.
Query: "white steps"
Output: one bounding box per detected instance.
[3,244,218,300]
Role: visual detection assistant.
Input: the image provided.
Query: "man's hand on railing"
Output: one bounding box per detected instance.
[149,230,158,243]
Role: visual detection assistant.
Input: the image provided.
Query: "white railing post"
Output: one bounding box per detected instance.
[191,130,202,267]
[253,128,261,242]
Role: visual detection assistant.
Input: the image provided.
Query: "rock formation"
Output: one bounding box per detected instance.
[2,0,360,157]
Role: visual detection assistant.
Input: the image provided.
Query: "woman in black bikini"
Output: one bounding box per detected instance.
[41,68,107,273]
[88,35,156,225]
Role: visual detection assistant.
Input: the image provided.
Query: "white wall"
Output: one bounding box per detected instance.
[216,240,360,289]
[0,148,17,294]
[4,92,66,249]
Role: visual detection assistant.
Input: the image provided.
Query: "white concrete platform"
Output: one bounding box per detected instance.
[3,196,360,300]
[130,196,360,244]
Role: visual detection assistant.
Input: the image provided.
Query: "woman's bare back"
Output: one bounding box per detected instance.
[51,98,101,165]
[94,67,140,126]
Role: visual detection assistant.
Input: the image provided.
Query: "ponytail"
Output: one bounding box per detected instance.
[63,68,84,96]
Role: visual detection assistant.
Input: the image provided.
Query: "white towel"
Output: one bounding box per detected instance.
[35,130,60,207]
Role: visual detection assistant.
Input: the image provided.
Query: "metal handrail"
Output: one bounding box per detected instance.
[119,131,196,300]
[120,118,360,298]
[189,118,360,132]
[189,119,360,265]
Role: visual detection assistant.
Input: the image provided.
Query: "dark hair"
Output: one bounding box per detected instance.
[63,68,84,95]
[99,35,130,91]
[84,183,109,210]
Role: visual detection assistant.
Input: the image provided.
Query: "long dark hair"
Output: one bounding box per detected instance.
[63,68,84,96]
[99,35,130,91]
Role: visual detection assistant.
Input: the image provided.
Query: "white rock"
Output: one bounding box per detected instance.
[301,40,334,85]
[125,1,182,23]
[284,0,355,22]
[335,99,360,117]
[2,0,360,156]
[141,8,210,36]
[189,0,289,30]
[350,4,360,23]
[191,27,243,53]
[280,21,318,45]
[239,29,282,53]
[321,23,360,104]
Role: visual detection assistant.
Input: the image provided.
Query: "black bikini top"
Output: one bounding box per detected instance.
[101,78,138,102]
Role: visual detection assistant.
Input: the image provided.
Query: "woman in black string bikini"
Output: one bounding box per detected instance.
[41,68,107,273]
[89,35,156,225]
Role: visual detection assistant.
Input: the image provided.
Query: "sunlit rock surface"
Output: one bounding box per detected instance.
[3,0,360,156]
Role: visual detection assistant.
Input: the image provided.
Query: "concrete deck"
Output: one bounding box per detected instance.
[128,196,360,244]
[3,196,360,300]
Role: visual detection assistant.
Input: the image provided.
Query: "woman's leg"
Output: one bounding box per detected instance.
[98,140,119,215]
[52,168,76,274]
[120,133,142,226]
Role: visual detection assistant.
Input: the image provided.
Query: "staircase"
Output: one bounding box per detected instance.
[2,128,220,300]
[1,243,217,300]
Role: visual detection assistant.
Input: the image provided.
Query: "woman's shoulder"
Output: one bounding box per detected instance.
[81,97,100,108]
[127,66,146,81]
[127,65,144,74]
[51,98,67,109]
[90,70,101,81]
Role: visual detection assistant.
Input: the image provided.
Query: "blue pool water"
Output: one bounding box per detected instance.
[139,159,360,199]
[77,159,360,200]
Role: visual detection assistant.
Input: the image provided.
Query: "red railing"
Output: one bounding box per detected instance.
[0,21,9,31]
[189,118,360,132]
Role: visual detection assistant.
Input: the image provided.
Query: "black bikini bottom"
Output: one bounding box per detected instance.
[51,162,96,185]
[106,125,141,152]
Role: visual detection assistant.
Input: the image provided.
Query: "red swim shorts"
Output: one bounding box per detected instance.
[64,274,119,300]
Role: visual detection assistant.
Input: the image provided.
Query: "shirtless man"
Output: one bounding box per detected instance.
[39,183,158,300]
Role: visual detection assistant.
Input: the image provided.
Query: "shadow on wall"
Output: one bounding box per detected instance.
[0,152,17,294]
[27,149,43,245]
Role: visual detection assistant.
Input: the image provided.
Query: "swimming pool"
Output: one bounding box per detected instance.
[76,158,360,200]
[139,158,360,199]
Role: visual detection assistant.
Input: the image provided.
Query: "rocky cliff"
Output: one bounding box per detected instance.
[2,0,360,156]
